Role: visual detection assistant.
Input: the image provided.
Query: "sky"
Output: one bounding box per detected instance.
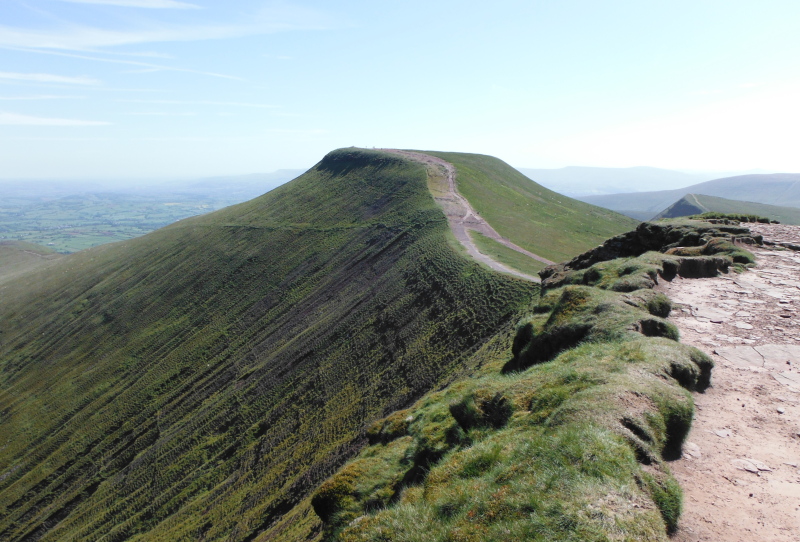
[2,0,800,181]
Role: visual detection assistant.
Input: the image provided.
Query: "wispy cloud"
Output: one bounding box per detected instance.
[0,5,335,51]
[55,0,201,8]
[125,111,197,116]
[3,46,243,81]
[0,95,84,100]
[0,71,99,85]
[0,111,110,126]
[120,99,277,108]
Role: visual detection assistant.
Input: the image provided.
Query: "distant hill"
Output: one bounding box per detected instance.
[578,173,800,220]
[516,166,716,197]
[653,194,800,225]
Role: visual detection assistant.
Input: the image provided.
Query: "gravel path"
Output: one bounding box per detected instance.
[658,223,800,542]
[382,149,553,282]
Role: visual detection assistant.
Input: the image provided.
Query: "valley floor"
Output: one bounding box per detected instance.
[658,223,800,541]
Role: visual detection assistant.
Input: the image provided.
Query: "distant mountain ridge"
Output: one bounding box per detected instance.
[516,166,717,197]
[577,173,800,220]
[653,193,800,225]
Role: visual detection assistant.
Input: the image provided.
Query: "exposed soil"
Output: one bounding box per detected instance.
[657,223,800,542]
[381,149,553,282]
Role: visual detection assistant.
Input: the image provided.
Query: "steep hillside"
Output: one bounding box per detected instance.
[0,149,538,541]
[426,152,640,264]
[579,173,800,220]
[312,219,760,541]
[653,194,800,224]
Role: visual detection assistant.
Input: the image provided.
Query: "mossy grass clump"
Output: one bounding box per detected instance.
[690,211,778,224]
[666,237,755,265]
[505,285,679,372]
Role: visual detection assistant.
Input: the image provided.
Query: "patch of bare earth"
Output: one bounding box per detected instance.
[656,223,800,541]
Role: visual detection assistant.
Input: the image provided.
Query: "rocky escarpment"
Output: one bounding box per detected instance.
[540,219,760,291]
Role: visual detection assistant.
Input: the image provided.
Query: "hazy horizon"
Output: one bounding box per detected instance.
[3,1,800,179]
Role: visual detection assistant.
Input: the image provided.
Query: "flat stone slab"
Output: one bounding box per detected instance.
[773,372,800,392]
[694,308,733,323]
[754,344,800,369]
[715,344,800,370]
[715,346,764,367]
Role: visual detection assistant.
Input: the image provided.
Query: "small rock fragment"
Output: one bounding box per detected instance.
[733,459,759,473]
[746,458,773,472]
[714,429,732,438]
[777,407,786,414]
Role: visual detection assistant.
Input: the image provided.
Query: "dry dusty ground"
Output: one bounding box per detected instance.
[381,149,552,282]
[658,223,800,542]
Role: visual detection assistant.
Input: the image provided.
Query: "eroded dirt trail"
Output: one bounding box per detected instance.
[382,149,553,282]
[657,223,800,542]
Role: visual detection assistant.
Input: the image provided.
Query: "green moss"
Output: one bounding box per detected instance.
[505,285,679,372]
[643,472,683,534]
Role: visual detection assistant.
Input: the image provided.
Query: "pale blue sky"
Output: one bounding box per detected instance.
[2,0,800,180]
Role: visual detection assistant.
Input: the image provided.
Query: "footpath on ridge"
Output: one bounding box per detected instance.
[382,149,553,282]
[661,223,800,541]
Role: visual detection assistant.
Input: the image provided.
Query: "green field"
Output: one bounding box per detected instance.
[0,193,227,253]
[0,171,302,253]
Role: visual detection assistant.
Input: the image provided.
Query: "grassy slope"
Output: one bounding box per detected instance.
[0,241,61,284]
[426,152,640,263]
[654,194,800,224]
[469,231,548,276]
[313,220,755,541]
[0,149,537,542]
